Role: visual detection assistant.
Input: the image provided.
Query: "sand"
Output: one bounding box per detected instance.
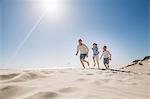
[0,58,150,99]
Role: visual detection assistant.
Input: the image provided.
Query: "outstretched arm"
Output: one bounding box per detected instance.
[100,53,103,60]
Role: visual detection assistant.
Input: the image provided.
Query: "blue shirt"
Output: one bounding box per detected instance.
[92,47,99,55]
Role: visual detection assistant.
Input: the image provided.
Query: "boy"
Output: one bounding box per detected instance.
[76,39,89,68]
[92,43,100,69]
[100,46,111,69]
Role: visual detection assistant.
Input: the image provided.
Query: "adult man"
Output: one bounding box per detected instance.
[76,39,89,68]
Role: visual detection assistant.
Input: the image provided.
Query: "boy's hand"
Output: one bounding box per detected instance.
[100,57,102,60]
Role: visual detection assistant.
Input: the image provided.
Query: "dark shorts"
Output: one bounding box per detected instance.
[80,54,87,60]
[103,58,109,64]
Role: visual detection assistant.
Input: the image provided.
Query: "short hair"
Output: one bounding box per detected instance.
[78,39,82,42]
[93,43,97,45]
[103,46,107,48]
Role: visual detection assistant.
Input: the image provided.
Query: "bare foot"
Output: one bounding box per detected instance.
[93,63,96,67]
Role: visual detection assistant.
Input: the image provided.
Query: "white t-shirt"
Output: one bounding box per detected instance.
[101,50,111,59]
[77,44,89,54]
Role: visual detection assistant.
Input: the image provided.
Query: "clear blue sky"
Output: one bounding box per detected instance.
[0,0,149,69]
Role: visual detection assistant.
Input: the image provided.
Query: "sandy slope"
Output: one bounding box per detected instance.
[0,58,150,99]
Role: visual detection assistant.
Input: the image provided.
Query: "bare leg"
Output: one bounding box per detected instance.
[96,60,100,69]
[107,64,109,69]
[80,60,85,68]
[96,58,100,69]
[83,60,89,66]
[93,57,96,67]
[87,61,90,66]
[104,64,108,69]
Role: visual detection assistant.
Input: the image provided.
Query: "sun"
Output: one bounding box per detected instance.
[42,0,62,15]
[36,0,67,20]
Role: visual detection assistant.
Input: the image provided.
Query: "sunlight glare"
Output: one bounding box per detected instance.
[43,0,62,15]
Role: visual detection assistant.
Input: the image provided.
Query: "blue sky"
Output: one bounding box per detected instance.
[148,1,150,55]
[0,0,2,67]
[0,0,149,69]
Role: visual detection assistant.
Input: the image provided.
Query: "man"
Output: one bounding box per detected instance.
[76,39,89,68]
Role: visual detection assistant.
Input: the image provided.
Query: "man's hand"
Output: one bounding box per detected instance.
[75,51,78,56]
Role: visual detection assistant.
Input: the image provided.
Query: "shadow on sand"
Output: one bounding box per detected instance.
[90,68,131,73]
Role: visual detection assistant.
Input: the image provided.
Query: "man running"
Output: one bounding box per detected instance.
[76,39,89,68]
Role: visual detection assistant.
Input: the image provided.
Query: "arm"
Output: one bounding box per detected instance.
[100,53,103,60]
[108,51,111,60]
[96,47,100,54]
[84,44,89,53]
[76,45,79,56]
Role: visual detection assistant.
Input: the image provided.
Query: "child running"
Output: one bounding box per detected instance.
[92,43,100,69]
[100,46,111,69]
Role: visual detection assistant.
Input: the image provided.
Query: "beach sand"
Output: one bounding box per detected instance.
[0,58,150,99]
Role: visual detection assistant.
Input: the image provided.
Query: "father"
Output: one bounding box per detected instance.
[76,39,89,68]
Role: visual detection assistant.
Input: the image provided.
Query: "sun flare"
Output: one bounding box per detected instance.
[42,0,62,15]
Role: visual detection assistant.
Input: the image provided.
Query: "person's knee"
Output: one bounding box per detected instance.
[96,59,99,62]
[82,59,86,62]
[80,59,83,62]
[93,57,95,60]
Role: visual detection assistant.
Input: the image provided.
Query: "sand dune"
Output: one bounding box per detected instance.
[0,57,150,99]
[0,71,47,83]
[0,73,20,81]
[121,56,150,74]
